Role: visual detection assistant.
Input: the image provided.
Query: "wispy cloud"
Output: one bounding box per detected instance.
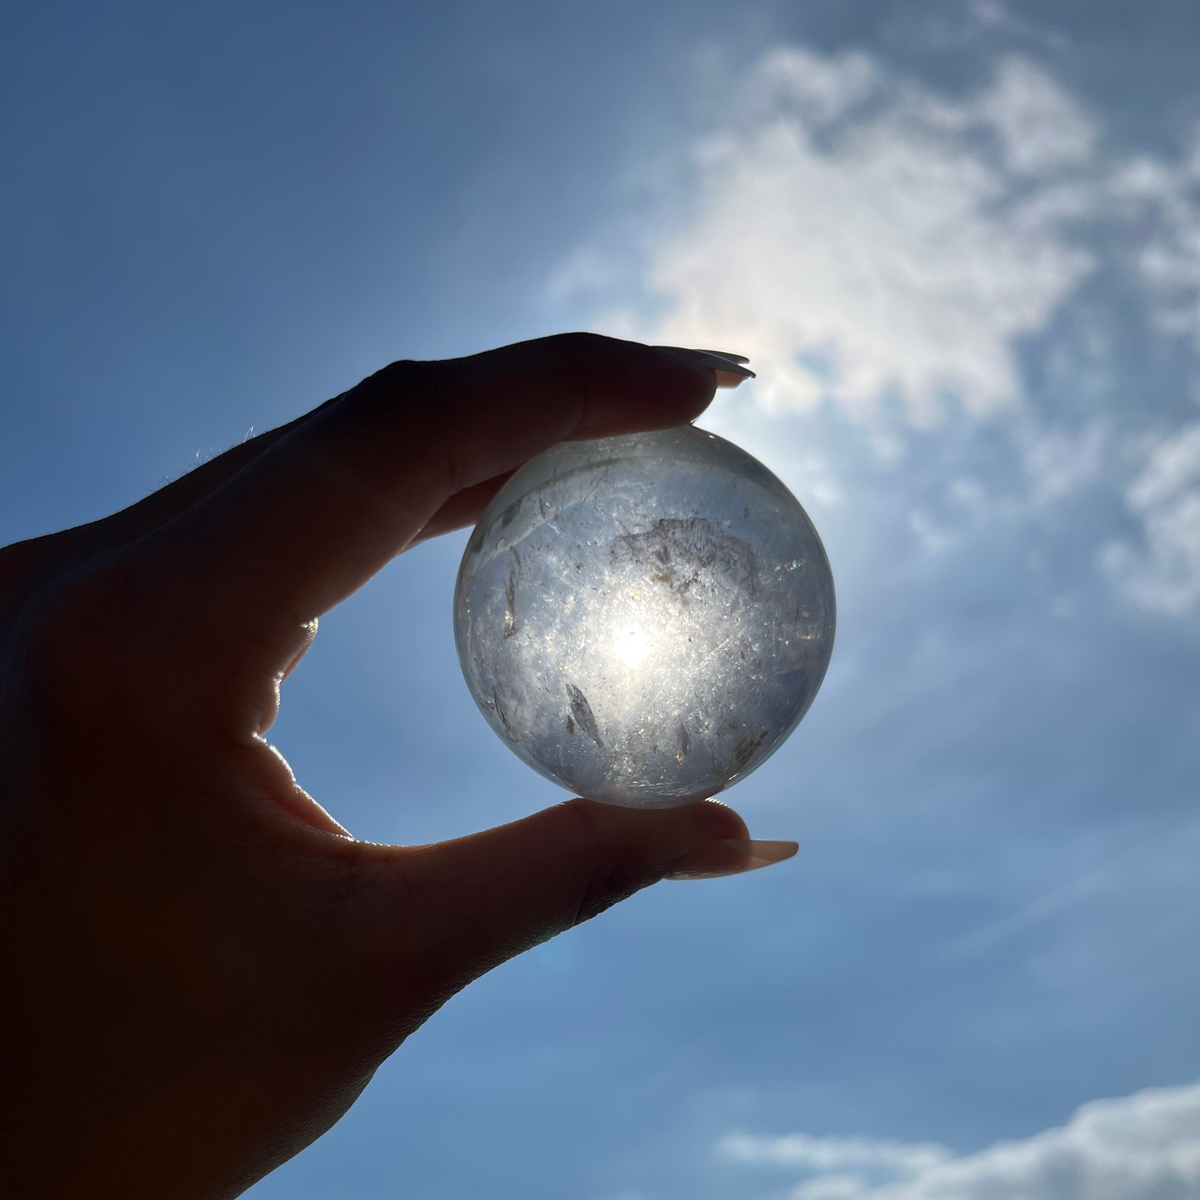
[1113,143,1200,344]
[1103,422,1200,615]
[721,1129,951,1176]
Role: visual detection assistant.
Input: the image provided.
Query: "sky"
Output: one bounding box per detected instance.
[2,1,1200,1198]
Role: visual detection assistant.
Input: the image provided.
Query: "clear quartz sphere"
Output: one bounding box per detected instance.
[453,423,836,807]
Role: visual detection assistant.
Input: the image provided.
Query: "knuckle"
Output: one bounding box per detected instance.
[553,330,605,355]
[557,800,665,927]
[574,861,647,927]
[357,358,444,414]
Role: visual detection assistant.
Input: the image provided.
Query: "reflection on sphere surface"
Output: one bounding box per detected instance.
[454,424,835,808]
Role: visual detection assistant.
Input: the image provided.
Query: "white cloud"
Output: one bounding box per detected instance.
[1103,422,1200,616]
[629,49,1096,424]
[752,46,881,125]
[719,1082,1200,1200]
[1110,132,1200,342]
[563,43,1200,615]
[978,55,1098,175]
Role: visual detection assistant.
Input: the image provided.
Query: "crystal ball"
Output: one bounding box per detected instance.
[453,423,836,807]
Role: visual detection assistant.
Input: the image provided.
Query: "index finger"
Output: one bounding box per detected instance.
[135,334,727,708]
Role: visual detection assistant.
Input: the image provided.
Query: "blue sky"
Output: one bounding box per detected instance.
[3,2,1200,1198]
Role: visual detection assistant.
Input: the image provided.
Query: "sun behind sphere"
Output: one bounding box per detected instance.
[453,424,836,807]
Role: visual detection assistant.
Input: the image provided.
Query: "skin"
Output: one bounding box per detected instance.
[0,333,793,1199]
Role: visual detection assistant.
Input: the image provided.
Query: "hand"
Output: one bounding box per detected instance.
[0,333,794,1199]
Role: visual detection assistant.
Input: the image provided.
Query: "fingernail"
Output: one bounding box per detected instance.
[656,346,756,381]
[713,369,749,389]
[666,838,798,881]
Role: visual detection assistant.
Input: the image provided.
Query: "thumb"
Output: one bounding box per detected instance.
[358,799,795,1011]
